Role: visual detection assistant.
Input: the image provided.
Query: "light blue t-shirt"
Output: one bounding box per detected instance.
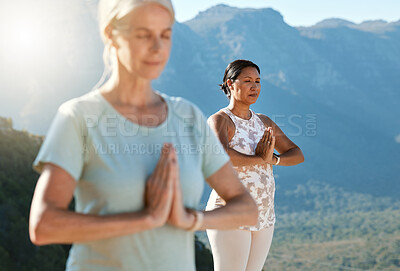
[33,90,230,271]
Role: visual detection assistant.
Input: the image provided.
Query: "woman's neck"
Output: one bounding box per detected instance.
[227,100,251,120]
[100,67,160,107]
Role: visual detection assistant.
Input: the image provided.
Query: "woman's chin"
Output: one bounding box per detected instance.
[247,96,259,104]
[137,70,164,81]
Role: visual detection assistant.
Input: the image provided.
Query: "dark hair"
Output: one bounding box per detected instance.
[220,59,260,99]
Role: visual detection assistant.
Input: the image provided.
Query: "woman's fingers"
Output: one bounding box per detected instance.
[171,147,179,185]
[264,128,274,149]
[168,147,180,208]
[256,130,268,158]
[255,141,262,155]
[167,148,194,229]
[256,129,268,152]
[255,128,277,163]
[145,143,177,227]
[146,145,167,201]
[160,160,173,204]
[270,134,276,149]
[149,144,168,184]
[261,129,268,144]
[156,145,171,187]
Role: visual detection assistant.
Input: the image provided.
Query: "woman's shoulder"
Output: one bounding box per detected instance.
[58,90,105,116]
[209,110,229,122]
[161,93,204,118]
[255,113,274,126]
[208,109,235,129]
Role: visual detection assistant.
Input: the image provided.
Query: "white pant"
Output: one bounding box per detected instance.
[207,226,274,271]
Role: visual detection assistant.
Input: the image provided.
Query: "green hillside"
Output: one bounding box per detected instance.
[0,117,213,270]
[264,181,400,270]
[0,118,71,270]
[267,195,400,270]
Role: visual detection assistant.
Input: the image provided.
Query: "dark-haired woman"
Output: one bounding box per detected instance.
[206,59,304,271]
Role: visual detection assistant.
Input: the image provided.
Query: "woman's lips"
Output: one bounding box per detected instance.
[143,61,162,66]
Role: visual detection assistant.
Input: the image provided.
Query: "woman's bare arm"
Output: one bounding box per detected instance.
[257,114,304,166]
[200,161,258,230]
[29,144,175,245]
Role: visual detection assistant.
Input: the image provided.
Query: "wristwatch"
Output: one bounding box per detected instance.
[273,153,280,165]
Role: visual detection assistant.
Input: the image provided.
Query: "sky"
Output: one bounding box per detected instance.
[171,0,400,26]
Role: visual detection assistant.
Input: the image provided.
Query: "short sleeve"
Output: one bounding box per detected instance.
[199,112,230,179]
[33,103,85,181]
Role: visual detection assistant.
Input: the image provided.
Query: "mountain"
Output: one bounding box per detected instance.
[159,5,400,201]
[1,3,399,203]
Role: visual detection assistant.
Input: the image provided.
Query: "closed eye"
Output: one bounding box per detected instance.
[134,28,152,39]
[136,35,151,39]
[162,29,172,40]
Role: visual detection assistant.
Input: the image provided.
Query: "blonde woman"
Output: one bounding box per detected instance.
[206,59,304,271]
[28,2,257,270]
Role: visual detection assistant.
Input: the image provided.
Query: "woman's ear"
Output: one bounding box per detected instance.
[227,79,234,90]
[104,25,118,49]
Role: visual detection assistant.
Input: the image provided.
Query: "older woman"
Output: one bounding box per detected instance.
[28,2,257,270]
[206,59,304,271]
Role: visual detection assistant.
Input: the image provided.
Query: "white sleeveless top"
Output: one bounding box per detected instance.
[206,108,276,231]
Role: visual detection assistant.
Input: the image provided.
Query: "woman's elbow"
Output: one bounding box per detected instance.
[293,147,304,165]
[29,221,46,246]
[298,149,305,164]
[298,152,305,164]
[29,209,53,246]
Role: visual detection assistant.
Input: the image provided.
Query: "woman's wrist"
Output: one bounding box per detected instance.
[273,153,280,165]
[142,209,164,229]
[185,211,196,229]
[185,209,204,231]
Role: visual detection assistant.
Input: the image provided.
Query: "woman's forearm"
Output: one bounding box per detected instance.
[200,192,258,230]
[276,147,304,166]
[228,148,265,167]
[29,206,156,245]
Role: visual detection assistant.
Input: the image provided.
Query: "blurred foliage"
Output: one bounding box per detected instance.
[0,125,70,270]
[0,117,13,130]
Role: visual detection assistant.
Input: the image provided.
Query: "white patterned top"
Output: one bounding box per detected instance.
[206,108,276,231]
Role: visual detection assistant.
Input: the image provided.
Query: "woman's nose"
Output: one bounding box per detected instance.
[251,82,259,89]
[151,37,161,52]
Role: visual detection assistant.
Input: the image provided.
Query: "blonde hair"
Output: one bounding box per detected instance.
[93,0,175,89]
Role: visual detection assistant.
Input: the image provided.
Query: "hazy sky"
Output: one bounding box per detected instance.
[172,0,400,26]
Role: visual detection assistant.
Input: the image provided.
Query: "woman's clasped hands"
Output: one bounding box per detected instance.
[145,143,195,230]
[255,127,276,164]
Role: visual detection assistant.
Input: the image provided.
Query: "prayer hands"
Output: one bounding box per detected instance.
[145,143,194,230]
[145,143,175,227]
[255,127,276,164]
